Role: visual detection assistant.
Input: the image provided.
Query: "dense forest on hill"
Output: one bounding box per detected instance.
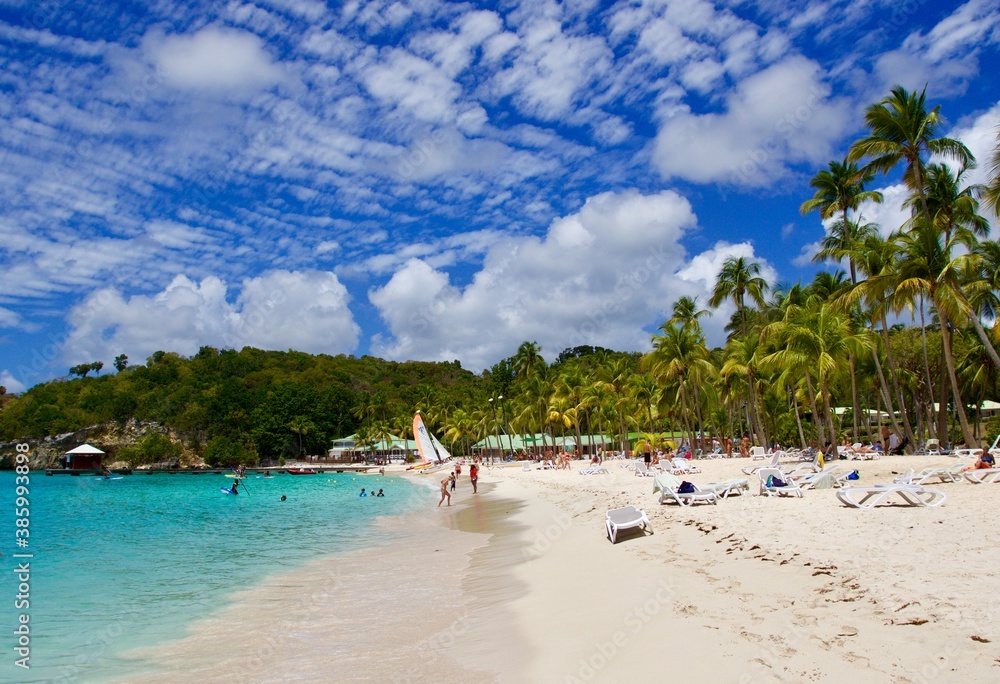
[0,347,484,461]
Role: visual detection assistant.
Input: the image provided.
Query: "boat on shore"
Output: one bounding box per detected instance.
[410,411,451,473]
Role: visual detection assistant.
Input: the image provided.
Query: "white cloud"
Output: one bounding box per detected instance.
[947,100,1000,189]
[0,306,21,328]
[871,0,1000,97]
[370,189,715,369]
[675,240,778,346]
[652,56,851,185]
[1,370,26,394]
[493,19,613,120]
[146,27,283,92]
[63,271,359,366]
[358,48,472,125]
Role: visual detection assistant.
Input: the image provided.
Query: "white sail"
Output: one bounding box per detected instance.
[430,431,452,461]
[413,412,441,465]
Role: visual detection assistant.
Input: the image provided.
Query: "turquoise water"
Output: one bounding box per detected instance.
[0,470,429,682]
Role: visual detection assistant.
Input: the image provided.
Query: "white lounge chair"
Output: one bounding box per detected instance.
[758,467,803,497]
[895,464,965,485]
[634,462,654,477]
[605,505,652,543]
[836,483,947,508]
[579,464,609,475]
[749,446,767,460]
[742,451,780,475]
[700,478,750,498]
[659,485,718,506]
[671,458,701,475]
[652,473,715,505]
[787,464,850,490]
[963,468,1000,484]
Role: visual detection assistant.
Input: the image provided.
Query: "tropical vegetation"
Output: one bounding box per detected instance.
[2,85,999,461]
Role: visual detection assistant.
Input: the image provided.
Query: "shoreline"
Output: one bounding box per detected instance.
[114,473,503,683]
[112,456,998,682]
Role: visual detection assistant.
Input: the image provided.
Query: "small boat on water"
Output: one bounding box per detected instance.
[285,468,318,475]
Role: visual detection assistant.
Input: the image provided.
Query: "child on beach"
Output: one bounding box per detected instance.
[450,470,457,491]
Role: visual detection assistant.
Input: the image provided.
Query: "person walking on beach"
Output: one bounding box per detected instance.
[469,463,479,494]
[450,470,457,491]
[438,474,454,507]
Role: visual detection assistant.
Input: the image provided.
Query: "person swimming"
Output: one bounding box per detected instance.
[359,488,367,497]
[376,489,385,497]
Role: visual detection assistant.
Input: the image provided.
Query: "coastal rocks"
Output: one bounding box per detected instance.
[1,419,206,469]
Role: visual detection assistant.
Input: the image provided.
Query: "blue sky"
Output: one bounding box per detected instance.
[1,0,999,391]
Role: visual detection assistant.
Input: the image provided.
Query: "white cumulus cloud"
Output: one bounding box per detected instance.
[146,27,283,92]
[652,56,850,185]
[369,189,773,369]
[63,270,359,366]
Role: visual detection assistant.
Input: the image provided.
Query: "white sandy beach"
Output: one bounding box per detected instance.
[123,455,999,683]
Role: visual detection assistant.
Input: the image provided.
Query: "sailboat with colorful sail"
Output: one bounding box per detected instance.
[411,411,450,471]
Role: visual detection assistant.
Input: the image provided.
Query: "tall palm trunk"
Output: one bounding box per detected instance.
[880,313,916,447]
[746,371,767,446]
[969,314,1000,370]
[805,373,824,446]
[849,357,860,441]
[918,300,935,444]
[821,378,837,443]
[869,338,905,443]
[792,388,807,448]
[936,308,977,447]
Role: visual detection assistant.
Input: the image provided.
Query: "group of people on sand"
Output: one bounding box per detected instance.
[437,461,479,507]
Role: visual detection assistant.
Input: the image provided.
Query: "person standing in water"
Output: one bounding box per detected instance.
[230,479,240,495]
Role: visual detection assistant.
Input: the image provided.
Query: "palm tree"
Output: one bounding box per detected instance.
[668,296,711,333]
[839,233,914,446]
[801,159,883,283]
[847,85,973,220]
[598,356,635,452]
[709,255,769,337]
[287,416,315,457]
[513,341,546,379]
[762,301,871,445]
[719,334,768,447]
[869,219,979,447]
[812,220,878,285]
